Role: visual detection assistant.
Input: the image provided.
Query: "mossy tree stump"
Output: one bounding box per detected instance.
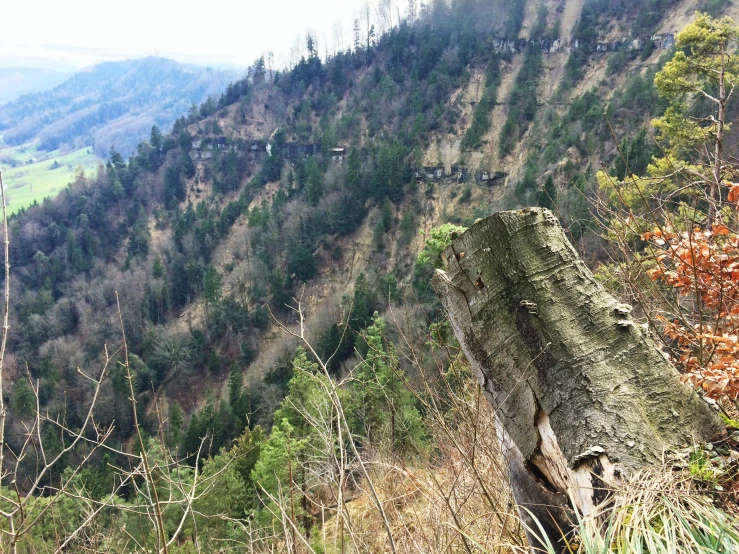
[432,209,722,549]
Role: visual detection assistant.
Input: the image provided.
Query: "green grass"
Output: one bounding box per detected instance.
[0,144,100,214]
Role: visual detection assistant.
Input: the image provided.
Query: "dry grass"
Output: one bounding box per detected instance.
[528,464,739,554]
[319,384,525,554]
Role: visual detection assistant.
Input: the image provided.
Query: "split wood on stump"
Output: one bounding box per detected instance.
[432,208,722,550]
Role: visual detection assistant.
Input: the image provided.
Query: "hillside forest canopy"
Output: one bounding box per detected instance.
[0,1,738,552]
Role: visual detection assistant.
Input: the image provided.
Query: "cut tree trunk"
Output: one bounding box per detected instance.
[432,208,722,550]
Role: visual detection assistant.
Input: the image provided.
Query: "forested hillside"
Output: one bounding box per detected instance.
[0,57,241,157]
[1,0,738,551]
[0,68,69,106]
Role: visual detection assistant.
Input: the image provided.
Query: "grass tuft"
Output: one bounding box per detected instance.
[531,465,739,554]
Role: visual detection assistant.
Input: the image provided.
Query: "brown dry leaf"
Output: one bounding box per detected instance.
[728,184,739,203]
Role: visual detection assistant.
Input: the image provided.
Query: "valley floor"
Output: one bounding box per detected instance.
[0,144,100,213]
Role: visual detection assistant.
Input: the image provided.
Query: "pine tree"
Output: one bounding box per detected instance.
[348,273,378,330]
[12,380,35,418]
[349,313,426,456]
[305,158,323,205]
[353,19,361,53]
[150,125,163,151]
[537,175,557,210]
[601,14,739,228]
[213,402,236,451]
[228,365,243,409]
[208,350,221,375]
[251,350,335,534]
[251,418,307,533]
[228,364,250,426]
[373,141,407,201]
[109,147,125,170]
[253,56,266,84]
[167,401,183,448]
[163,165,185,207]
[203,266,223,306]
[306,33,316,58]
[399,211,415,245]
[111,178,125,203]
[347,149,361,188]
[128,207,150,257]
[373,218,386,251]
[232,425,265,490]
[180,413,202,459]
[152,257,164,279]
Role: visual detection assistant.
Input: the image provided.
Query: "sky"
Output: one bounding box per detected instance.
[1,0,377,71]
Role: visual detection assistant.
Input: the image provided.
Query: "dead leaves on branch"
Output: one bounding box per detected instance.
[645,225,739,401]
[728,183,739,204]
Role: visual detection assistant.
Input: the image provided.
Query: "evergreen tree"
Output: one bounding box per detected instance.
[251,350,334,534]
[349,313,426,456]
[232,425,265,492]
[213,402,236,451]
[128,207,150,257]
[12,380,35,418]
[181,150,196,179]
[348,273,378,330]
[306,33,316,58]
[538,175,557,210]
[208,350,221,374]
[152,257,164,279]
[347,149,361,189]
[305,158,323,205]
[164,165,186,207]
[204,267,223,305]
[353,19,362,53]
[316,322,354,375]
[150,125,163,151]
[399,212,416,245]
[373,141,407,201]
[228,364,250,426]
[286,245,317,282]
[614,129,655,181]
[599,14,739,228]
[109,147,125,170]
[250,418,308,531]
[180,413,202,459]
[200,95,217,118]
[228,364,244,409]
[167,401,183,448]
[111,178,125,205]
[253,56,266,84]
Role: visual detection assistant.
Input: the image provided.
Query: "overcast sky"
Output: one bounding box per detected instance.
[1,0,378,71]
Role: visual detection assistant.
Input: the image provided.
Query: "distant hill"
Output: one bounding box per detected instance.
[0,57,242,157]
[0,67,70,105]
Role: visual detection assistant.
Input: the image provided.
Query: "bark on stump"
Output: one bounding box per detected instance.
[432,208,722,550]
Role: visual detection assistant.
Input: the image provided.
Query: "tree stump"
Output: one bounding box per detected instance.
[432,208,722,549]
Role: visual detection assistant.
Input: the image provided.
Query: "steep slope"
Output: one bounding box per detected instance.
[2,0,735,500]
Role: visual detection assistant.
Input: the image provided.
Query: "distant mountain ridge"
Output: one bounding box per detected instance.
[0,67,70,105]
[0,57,242,157]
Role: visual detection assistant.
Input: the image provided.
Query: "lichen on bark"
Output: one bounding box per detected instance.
[433,208,722,548]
